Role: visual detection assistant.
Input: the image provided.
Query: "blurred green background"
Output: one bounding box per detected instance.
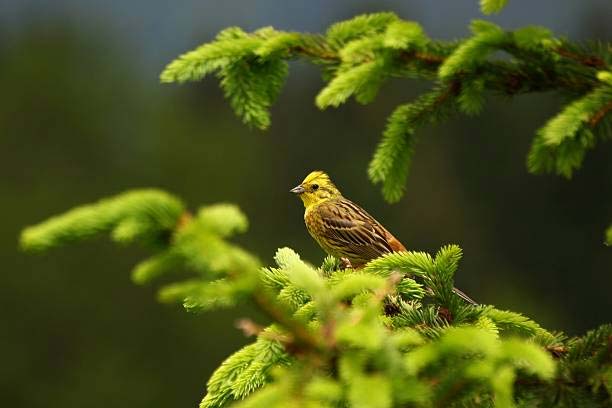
[1,1,611,407]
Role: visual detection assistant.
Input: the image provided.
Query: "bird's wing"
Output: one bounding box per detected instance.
[315,199,405,263]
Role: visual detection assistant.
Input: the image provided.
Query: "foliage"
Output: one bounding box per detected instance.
[19,4,611,407]
[20,190,612,407]
[480,0,509,15]
[161,11,612,237]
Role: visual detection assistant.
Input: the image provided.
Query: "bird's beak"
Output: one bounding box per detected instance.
[290,185,305,194]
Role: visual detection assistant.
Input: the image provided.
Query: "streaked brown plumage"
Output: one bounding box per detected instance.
[304,197,406,267]
[291,170,476,305]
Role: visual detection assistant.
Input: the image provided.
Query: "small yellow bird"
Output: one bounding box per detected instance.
[291,170,476,305]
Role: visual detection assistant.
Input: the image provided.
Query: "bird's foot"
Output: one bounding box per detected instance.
[340,257,353,269]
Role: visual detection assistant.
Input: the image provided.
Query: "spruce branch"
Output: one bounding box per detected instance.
[161,13,611,243]
[480,0,509,15]
[20,189,185,251]
[19,189,612,407]
[368,84,458,202]
[527,85,612,178]
[21,7,612,403]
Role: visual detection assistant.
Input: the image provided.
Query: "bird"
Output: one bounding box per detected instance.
[290,170,476,305]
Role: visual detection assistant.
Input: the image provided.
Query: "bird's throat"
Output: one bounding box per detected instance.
[301,195,330,209]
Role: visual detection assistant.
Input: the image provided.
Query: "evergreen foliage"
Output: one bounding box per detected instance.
[20,4,611,407]
[480,0,509,15]
[161,11,612,236]
[21,190,612,407]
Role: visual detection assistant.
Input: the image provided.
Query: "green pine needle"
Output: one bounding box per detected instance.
[538,86,611,146]
[20,10,612,407]
[438,20,506,80]
[195,204,249,237]
[160,34,259,83]
[316,60,386,108]
[480,0,509,15]
[161,16,610,220]
[20,189,184,252]
[528,86,611,178]
[219,57,288,130]
[383,21,428,50]
[326,12,399,48]
[368,88,455,202]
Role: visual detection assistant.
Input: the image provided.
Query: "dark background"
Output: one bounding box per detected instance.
[1,1,611,407]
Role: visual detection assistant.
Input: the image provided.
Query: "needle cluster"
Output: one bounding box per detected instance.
[20,190,612,407]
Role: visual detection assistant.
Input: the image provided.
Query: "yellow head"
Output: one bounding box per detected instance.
[290,170,342,208]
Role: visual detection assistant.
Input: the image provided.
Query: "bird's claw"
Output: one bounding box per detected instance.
[340,257,353,269]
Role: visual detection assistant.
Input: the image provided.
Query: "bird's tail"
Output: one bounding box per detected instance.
[453,286,477,305]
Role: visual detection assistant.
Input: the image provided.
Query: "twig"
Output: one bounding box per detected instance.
[252,290,323,354]
[554,47,606,68]
[589,101,612,127]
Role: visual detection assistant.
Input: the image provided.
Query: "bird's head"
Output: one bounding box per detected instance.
[290,170,342,208]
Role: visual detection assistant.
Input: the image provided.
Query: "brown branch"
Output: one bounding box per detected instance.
[293,42,449,67]
[288,38,604,99]
[175,211,193,232]
[292,45,338,62]
[399,49,446,65]
[252,290,324,355]
[589,101,612,127]
[554,47,606,68]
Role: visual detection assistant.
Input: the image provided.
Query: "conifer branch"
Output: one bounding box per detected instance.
[554,46,607,68]
[590,100,612,127]
[161,13,611,241]
[19,189,612,407]
[250,290,323,354]
[20,6,612,406]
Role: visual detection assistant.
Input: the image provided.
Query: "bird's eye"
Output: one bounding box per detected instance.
[312,184,319,191]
